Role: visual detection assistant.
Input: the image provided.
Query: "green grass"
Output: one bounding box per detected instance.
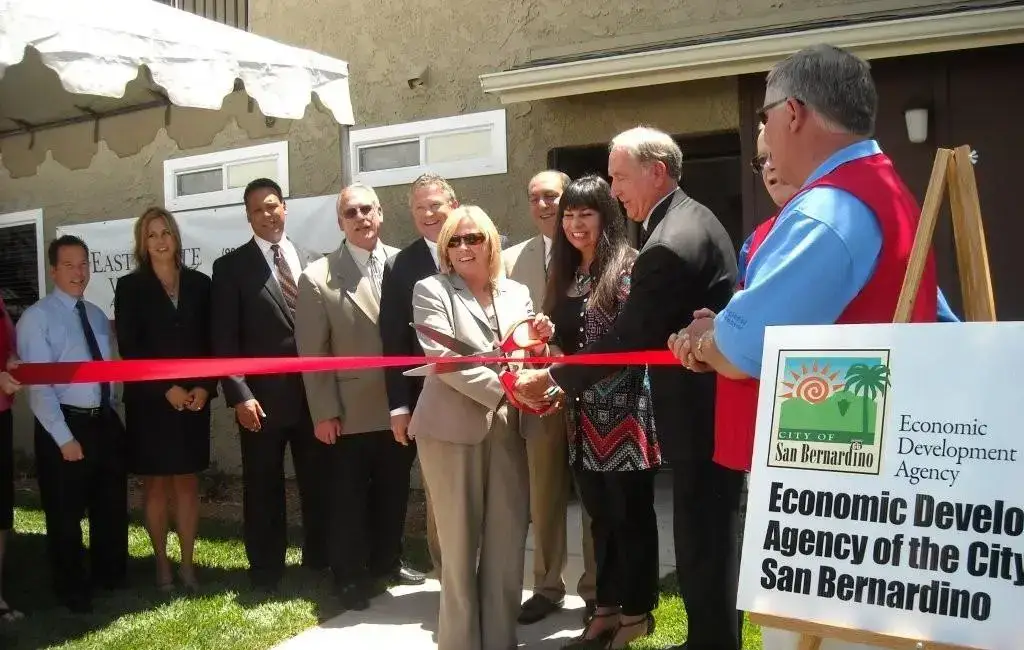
[2,495,763,650]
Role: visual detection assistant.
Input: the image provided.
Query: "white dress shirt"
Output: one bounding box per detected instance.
[254,234,303,282]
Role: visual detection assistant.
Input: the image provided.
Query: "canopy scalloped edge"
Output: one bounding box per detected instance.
[0,0,354,125]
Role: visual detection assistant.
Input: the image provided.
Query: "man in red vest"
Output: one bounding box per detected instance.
[671,44,952,482]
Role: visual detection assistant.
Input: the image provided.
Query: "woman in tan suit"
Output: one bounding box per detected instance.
[409,205,553,650]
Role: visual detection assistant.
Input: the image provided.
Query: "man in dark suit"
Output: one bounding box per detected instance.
[378,172,459,575]
[515,127,745,650]
[211,177,328,589]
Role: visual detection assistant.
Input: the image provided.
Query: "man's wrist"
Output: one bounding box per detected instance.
[389,406,411,417]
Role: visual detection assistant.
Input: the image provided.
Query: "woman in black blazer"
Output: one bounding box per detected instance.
[114,207,216,591]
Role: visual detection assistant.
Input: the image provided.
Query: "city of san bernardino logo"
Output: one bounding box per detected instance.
[768,350,891,475]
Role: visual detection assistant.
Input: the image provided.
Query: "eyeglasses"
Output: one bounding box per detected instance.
[756,96,805,125]
[447,232,486,248]
[751,154,770,175]
[342,204,375,219]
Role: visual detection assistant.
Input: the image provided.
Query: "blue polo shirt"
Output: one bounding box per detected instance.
[715,140,959,377]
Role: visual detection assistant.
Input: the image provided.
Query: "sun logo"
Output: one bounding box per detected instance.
[780,361,845,404]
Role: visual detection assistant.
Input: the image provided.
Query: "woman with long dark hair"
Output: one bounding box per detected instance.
[544,175,661,649]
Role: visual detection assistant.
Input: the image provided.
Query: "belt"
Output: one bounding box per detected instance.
[60,405,105,418]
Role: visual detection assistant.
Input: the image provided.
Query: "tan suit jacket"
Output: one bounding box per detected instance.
[502,236,560,440]
[408,273,535,446]
[295,242,399,434]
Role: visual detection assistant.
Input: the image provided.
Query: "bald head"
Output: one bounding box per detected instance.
[528,170,570,239]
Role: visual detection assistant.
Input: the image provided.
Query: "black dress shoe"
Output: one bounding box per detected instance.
[336,582,370,611]
[518,593,565,624]
[394,565,426,585]
[63,596,93,614]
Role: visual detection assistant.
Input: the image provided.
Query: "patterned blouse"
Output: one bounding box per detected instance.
[551,264,661,472]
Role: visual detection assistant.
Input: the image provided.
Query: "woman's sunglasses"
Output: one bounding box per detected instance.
[447,232,487,248]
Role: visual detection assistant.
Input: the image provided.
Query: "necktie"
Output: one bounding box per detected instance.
[75,300,110,408]
[367,253,383,300]
[271,244,298,314]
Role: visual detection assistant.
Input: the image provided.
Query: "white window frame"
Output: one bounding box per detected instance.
[0,208,46,300]
[350,109,507,187]
[163,141,290,212]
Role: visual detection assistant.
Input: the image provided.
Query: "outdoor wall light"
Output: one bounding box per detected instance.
[904,107,929,144]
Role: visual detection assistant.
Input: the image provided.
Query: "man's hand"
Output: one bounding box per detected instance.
[236,399,266,432]
[186,387,209,411]
[668,315,715,373]
[514,368,554,402]
[60,439,84,462]
[390,413,411,446]
[166,385,192,410]
[314,418,342,445]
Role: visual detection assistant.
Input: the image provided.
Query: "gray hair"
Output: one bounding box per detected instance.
[765,44,877,137]
[609,126,683,181]
[337,182,381,213]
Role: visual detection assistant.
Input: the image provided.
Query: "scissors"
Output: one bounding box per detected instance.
[403,318,556,415]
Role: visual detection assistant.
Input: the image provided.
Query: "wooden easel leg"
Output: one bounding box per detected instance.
[947,145,997,321]
[797,633,823,650]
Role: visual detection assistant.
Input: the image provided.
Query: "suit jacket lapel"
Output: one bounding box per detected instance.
[245,239,293,324]
[642,188,684,250]
[336,245,380,324]
[522,236,546,289]
[413,238,438,275]
[449,274,495,344]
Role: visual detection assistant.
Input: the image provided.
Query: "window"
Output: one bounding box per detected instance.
[350,109,507,187]
[164,141,289,211]
[0,209,46,324]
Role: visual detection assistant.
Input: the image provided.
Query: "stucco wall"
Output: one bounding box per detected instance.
[0,0,963,471]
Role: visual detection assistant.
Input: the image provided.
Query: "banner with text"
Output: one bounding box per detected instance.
[738,322,1021,649]
[56,195,341,318]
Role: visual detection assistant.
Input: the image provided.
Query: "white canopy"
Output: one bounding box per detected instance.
[0,0,354,172]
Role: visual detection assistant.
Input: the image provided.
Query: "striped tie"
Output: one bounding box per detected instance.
[271,244,298,314]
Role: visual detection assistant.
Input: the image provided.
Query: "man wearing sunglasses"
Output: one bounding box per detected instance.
[296,183,425,609]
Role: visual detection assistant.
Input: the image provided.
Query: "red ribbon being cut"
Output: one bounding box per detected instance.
[11,351,681,386]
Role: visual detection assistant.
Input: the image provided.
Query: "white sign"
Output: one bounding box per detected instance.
[56,195,341,317]
[739,322,1023,650]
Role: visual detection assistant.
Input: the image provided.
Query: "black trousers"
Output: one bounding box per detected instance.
[328,429,416,584]
[672,457,747,650]
[238,417,328,584]
[1,409,13,531]
[574,467,659,615]
[34,408,128,604]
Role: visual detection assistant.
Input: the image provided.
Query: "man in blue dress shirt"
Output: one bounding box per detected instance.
[17,235,128,613]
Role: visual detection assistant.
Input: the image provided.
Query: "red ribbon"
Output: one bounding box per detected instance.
[11,351,681,386]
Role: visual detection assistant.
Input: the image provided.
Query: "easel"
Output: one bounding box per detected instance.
[749,145,996,650]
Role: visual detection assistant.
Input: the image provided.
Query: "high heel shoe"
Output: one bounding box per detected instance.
[178,568,200,592]
[561,609,619,649]
[605,612,655,649]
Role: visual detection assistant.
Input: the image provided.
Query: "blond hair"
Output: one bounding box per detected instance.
[133,206,183,267]
[409,172,457,206]
[437,205,503,283]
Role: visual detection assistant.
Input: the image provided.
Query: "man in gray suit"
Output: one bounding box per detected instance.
[296,183,426,610]
[504,170,597,624]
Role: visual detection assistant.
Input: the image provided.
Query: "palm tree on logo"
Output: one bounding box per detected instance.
[844,363,891,437]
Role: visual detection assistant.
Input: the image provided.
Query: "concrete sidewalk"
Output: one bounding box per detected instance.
[274,473,676,650]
